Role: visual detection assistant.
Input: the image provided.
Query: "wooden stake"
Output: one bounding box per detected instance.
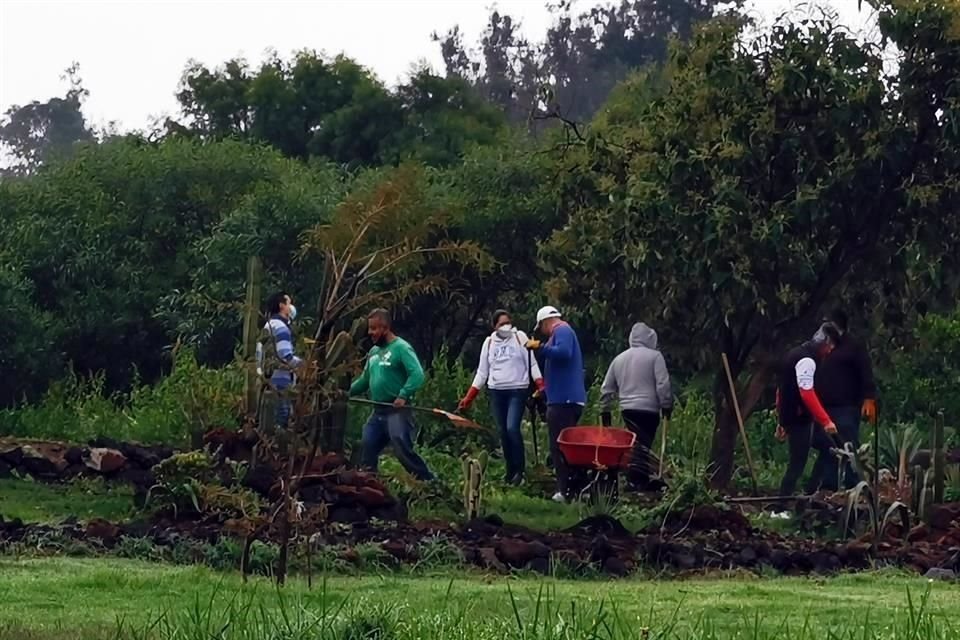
[933,410,945,504]
[721,353,759,495]
[658,417,669,478]
[242,256,263,420]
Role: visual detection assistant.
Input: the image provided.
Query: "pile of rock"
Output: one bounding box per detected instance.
[239,453,407,524]
[0,437,172,488]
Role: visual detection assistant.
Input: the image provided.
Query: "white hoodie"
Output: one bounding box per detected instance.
[471,328,543,391]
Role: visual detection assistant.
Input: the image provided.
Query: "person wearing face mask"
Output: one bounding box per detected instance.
[458,310,546,485]
[257,291,302,428]
[350,308,434,481]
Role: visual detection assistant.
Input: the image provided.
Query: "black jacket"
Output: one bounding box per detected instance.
[778,342,820,428]
[814,333,876,408]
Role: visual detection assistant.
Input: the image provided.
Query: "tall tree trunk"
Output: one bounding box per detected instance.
[708,379,739,490]
[708,361,774,490]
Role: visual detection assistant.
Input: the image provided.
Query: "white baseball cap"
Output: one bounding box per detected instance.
[535,305,562,328]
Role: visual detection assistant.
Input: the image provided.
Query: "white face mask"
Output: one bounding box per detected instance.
[496,324,514,339]
[288,304,297,322]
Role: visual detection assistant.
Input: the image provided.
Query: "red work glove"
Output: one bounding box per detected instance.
[458,386,480,412]
[533,378,546,397]
[862,399,877,425]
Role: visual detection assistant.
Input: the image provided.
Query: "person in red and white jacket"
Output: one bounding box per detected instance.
[459,310,546,485]
[775,322,842,496]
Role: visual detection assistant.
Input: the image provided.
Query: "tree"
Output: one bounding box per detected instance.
[397,139,562,364]
[0,138,333,402]
[261,163,492,584]
[171,53,507,168]
[541,9,960,488]
[386,69,507,167]
[435,0,742,128]
[0,64,95,175]
[172,52,404,166]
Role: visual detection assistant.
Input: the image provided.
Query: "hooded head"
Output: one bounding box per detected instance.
[629,322,658,349]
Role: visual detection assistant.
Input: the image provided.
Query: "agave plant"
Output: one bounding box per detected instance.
[880,423,925,496]
[839,480,911,541]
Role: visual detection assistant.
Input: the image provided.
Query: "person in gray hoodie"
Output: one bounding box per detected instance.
[599,322,673,490]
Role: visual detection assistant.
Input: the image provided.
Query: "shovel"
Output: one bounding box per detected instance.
[658,416,669,478]
[348,398,486,431]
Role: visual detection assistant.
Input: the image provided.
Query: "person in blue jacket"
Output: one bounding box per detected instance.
[526,305,586,502]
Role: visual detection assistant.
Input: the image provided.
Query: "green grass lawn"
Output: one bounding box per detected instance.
[0,558,955,639]
[0,478,134,524]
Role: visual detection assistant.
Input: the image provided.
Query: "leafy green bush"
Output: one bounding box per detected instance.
[0,347,241,445]
[881,310,960,436]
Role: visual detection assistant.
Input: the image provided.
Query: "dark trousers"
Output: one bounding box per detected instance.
[808,406,861,491]
[547,403,583,493]
[622,410,660,486]
[779,421,834,496]
[489,388,528,480]
[361,409,434,481]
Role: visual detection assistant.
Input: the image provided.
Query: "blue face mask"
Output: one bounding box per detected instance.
[288,304,297,322]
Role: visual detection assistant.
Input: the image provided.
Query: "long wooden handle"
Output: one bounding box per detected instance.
[721,353,759,495]
[658,417,668,477]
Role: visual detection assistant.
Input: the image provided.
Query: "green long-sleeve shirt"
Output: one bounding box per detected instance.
[349,336,425,403]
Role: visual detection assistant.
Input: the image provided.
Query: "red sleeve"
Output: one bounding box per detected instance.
[799,388,832,427]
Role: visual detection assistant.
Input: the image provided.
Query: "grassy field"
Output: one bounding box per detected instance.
[0,478,134,524]
[0,558,956,639]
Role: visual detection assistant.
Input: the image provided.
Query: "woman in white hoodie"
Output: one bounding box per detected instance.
[459,309,545,484]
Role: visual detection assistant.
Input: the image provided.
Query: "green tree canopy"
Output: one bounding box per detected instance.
[542,6,960,487]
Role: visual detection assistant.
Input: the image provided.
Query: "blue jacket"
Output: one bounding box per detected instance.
[540,323,586,406]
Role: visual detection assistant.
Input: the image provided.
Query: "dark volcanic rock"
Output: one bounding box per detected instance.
[929,503,960,531]
[603,556,631,577]
[85,519,120,543]
[84,448,127,474]
[497,539,549,567]
[528,556,551,575]
[565,515,632,538]
[330,506,368,524]
[65,447,85,465]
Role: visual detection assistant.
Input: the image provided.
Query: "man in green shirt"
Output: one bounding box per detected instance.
[350,308,434,480]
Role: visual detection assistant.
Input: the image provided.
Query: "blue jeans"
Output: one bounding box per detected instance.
[361,409,434,481]
[489,388,528,479]
[809,406,861,491]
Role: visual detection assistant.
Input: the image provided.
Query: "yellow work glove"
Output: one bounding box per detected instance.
[525,339,541,350]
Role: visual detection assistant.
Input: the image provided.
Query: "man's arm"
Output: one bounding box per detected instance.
[599,360,618,413]
[397,343,426,400]
[518,331,545,384]
[539,325,573,361]
[795,357,835,430]
[274,323,302,369]
[349,358,370,397]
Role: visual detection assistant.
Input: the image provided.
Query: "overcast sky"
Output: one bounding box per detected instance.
[0,0,874,133]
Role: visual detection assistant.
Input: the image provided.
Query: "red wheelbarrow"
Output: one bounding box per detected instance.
[557,426,636,502]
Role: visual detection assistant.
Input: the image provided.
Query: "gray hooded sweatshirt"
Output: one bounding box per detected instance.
[599,323,673,414]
